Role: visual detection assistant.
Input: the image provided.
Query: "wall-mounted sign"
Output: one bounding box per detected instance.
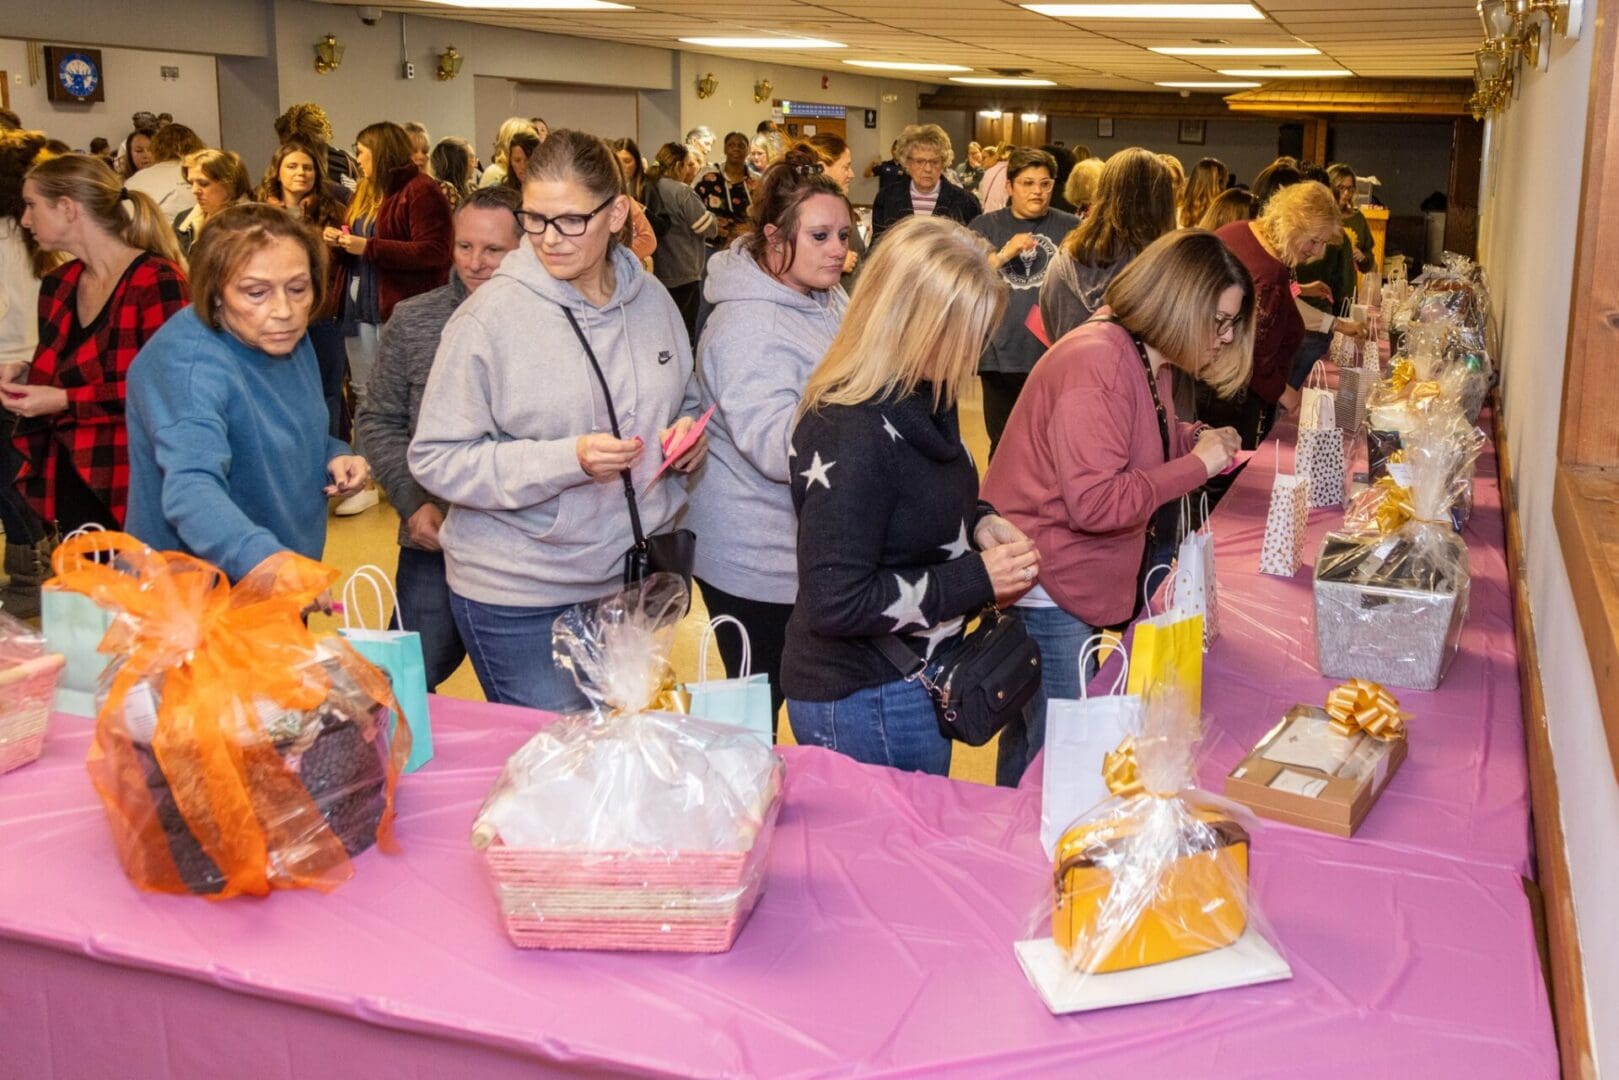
[779,100,846,120]
[44,45,104,104]
[864,109,877,129]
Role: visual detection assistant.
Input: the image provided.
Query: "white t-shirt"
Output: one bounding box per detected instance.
[0,221,41,366]
[125,160,196,218]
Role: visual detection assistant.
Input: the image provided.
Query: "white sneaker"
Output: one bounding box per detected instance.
[334,487,380,516]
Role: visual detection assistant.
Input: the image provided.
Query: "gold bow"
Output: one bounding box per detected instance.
[1387,358,1415,394]
[1102,736,1143,798]
[1372,475,1416,534]
[651,667,691,714]
[1409,380,1442,410]
[1325,678,1408,740]
[1387,449,1407,464]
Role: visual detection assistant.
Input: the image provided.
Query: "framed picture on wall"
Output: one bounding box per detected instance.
[1097,117,1114,139]
[1178,119,1207,146]
[43,45,106,104]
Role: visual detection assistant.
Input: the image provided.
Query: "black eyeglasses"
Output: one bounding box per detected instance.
[1214,311,1243,338]
[516,195,617,238]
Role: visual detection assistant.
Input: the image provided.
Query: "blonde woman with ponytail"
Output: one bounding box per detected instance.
[8,153,187,533]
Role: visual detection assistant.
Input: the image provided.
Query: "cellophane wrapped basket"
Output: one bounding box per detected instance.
[0,612,65,775]
[473,575,784,952]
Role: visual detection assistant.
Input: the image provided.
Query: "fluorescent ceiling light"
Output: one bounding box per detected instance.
[844,60,973,72]
[950,76,1058,86]
[680,36,846,48]
[1024,4,1265,19]
[1218,67,1352,77]
[1150,45,1319,55]
[1156,80,1262,87]
[419,0,631,8]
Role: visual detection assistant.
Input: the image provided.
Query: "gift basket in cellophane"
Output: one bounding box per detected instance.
[0,611,65,775]
[1386,254,1495,423]
[473,575,784,952]
[51,532,411,898]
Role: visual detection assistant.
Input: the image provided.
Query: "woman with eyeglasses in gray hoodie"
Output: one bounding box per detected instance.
[410,130,707,713]
[685,145,851,723]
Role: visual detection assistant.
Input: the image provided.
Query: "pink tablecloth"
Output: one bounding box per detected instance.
[0,695,1556,1078]
[1027,413,1532,878]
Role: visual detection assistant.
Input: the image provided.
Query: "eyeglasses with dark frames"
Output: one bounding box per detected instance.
[515,194,617,238]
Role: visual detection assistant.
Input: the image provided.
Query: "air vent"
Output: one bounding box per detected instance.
[1194,37,1230,43]
[990,67,1034,76]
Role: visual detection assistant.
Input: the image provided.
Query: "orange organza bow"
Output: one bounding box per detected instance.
[1325,678,1409,741]
[52,532,410,899]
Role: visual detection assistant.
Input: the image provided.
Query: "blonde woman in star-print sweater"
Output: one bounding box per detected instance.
[779,215,1039,777]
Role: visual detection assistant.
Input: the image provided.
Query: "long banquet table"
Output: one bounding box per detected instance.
[0,413,1556,1079]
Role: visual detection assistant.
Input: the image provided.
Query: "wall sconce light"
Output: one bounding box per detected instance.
[977,109,1003,118]
[696,72,718,99]
[1020,112,1044,123]
[314,34,345,75]
[753,79,773,103]
[437,45,464,81]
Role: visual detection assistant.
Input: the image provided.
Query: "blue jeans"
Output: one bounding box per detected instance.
[394,547,467,692]
[307,318,349,441]
[1289,329,1333,390]
[1000,605,1098,787]
[449,592,591,713]
[787,671,952,776]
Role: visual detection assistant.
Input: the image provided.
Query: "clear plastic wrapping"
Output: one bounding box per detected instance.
[0,611,63,775]
[1347,407,1485,533]
[1040,688,1275,989]
[1387,256,1494,422]
[473,574,785,952]
[1314,431,1472,691]
[49,531,410,899]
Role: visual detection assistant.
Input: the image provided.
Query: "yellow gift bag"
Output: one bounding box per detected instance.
[1127,565,1204,719]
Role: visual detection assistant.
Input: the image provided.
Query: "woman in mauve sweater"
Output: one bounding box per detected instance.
[980,230,1253,786]
[782,215,1039,777]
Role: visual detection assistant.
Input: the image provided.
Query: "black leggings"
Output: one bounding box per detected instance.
[694,577,791,730]
[979,372,1029,458]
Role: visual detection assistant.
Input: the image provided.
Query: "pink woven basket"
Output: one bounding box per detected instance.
[0,653,66,776]
[484,785,784,953]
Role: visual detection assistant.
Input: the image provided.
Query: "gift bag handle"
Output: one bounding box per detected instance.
[695,614,752,682]
[1142,562,1174,617]
[342,564,401,632]
[1306,360,1328,390]
[1078,634,1129,699]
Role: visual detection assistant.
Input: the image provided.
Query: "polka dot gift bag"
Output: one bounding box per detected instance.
[1258,440,1310,577]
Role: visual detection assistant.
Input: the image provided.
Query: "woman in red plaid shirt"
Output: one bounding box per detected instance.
[7,154,188,533]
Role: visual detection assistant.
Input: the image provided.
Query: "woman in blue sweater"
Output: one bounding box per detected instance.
[125,203,368,580]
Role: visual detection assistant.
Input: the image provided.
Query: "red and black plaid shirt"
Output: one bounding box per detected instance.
[14,253,189,526]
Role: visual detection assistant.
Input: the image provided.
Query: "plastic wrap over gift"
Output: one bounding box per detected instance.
[1346,409,1484,535]
[471,575,785,952]
[50,532,411,899]
[1313,439,1471,691]
[0,611,64,775]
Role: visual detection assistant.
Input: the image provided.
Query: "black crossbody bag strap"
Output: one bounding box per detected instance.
[560,306,646,551]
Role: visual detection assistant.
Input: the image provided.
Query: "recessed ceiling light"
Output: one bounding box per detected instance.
[419,0,632,8]
[950,76,1059,86]
[679,36,846,49]
[844,60,973,72]
[1151,46,1320,55]
[1155,80,1262,87]
[1217,67,1352,77]
[1024,4,1265,19]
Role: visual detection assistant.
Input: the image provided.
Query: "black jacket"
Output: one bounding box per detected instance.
[871,180,983,245]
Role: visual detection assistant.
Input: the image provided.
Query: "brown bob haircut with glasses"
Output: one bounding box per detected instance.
[1006,146,1058,183]
[188,202,328,333]
[1103,228,1255,397]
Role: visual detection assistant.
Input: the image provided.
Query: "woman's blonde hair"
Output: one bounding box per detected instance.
[1103,229,1255,397]
[1258,180,1340,266]
[1064,157,1104,210]
[182,149,254,206]
[491,116,538,169]
[895,124,954,170]
[26,153,183,267]
[799,216,1005,417]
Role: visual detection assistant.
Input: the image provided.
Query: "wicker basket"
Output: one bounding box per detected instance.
[0,653,66,776]
[484,784,784,953]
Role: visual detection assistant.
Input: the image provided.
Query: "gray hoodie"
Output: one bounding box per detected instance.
[409,242,699,608]
[1038,247,1134,343]
[684,243,847,604]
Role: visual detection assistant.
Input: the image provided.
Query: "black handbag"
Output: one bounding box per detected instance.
[560,307,696,596]
[875,605,1043,747]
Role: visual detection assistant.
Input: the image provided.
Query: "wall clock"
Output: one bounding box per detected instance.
[44,45,106,104]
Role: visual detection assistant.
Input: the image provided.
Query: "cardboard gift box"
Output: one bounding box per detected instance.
[1223,706,1407,838]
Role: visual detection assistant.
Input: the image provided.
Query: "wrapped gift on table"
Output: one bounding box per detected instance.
[1224,685,1409,838]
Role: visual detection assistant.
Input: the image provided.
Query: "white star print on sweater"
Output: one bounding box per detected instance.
[800,451,835,491]
[881,572,930,631]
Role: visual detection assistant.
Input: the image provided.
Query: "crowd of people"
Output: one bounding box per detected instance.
[0,101,1382,785]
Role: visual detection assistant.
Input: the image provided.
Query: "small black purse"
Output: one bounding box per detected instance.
[560,307,696,596]
[875,605,1043,747]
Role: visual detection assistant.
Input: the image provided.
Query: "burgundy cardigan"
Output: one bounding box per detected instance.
[366,165,452,322]
[1216,220,1302,404]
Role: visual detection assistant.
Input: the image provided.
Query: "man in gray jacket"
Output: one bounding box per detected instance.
[357,186,523,689]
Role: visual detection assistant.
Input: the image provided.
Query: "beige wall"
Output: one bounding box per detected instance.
[0,38,222,151]
[1476,22,1617,1073]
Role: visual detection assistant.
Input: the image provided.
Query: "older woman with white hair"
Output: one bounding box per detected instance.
[870,124,982,245]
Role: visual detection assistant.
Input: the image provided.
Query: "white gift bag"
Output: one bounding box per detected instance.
[1258,441,1310,577]
[1039,637,1141,858]
[1298,362,1335,432]
[1327,300,1359,368]
[1297,426,1346,509]
[1170,493,1218,649]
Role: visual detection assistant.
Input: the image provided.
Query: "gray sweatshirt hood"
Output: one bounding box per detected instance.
[496,238,650,313]
[702,241,841,316]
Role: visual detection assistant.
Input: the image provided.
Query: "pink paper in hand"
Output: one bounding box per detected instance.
[645,405,716,488]
[1223,449,1255,476]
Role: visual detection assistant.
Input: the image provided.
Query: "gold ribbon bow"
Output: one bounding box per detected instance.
[1387,358,1415,395]
[651,667,691,714]
[1409,380,1442,410]
[1102,736,1143,798]
[1325,678,1408,740]
[1387,449,1407,464]
[1372,475,1416,535]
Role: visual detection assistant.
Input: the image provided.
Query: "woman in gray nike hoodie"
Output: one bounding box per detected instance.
[685,150,851,720]
[410,130,707,713]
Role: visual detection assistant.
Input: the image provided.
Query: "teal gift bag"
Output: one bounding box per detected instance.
[684,615,775,744]
[39,525,116,717]
[338,566,433,773]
